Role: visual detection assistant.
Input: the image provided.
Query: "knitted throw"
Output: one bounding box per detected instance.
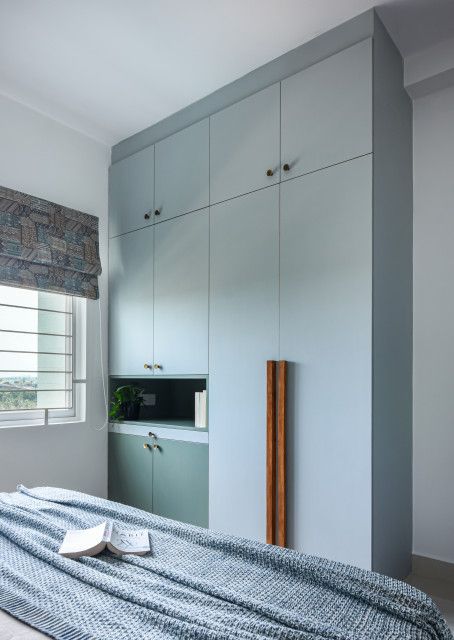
[0,486,451,640]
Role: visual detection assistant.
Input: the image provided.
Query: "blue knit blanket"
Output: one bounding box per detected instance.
[0,486,451,640]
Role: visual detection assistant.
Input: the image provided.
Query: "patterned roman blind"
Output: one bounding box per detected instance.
[0,186,101,299]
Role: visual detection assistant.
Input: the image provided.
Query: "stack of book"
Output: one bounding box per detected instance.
[194,390,207,429]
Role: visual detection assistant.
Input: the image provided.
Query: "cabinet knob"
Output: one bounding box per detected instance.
[266,169,274,177]
[154,209,161,216]
[144,212,151,220]
[144,442,159,451]
[283,163,290,172]
[153,364,162,370]
[148,432,156,439]
[144,363,153,370]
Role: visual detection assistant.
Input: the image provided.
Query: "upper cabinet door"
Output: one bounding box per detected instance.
[210,83,280,204]
[109,226,154,375]
[154,119,209,222]
[154,209,209,375]
[281,39,372,181]
[109,145,155,237]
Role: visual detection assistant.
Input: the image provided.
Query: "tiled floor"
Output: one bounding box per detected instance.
[407,573,454,632]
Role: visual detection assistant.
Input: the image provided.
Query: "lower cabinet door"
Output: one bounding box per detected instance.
[152,439,208,527]
[108,433,153,512]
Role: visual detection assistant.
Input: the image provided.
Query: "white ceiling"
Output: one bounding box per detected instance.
[1,0,453,146]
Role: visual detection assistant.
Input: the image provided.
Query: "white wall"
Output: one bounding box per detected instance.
[0,94,109,497]
[413,84,454,563]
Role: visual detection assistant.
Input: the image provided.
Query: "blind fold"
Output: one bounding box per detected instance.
[0,185,101,299]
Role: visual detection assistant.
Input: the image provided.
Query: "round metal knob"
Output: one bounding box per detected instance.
[143,442,150,450]
[153,364,162,370]
[154,209,160,216]
[144,212,151,220]
[283,163,290,172]
[152,443,160,451]
[266,169,274,177]
[148,432,157,439]
[144,363,152,370]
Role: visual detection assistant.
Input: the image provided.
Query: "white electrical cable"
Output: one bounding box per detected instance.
[93,295,109,431]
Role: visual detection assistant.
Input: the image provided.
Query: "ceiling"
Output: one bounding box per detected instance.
[1,0,453,146]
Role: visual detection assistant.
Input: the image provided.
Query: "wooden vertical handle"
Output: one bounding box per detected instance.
[278,360,287,548]
[266,360,277,544]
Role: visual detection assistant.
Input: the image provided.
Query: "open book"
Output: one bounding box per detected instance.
[58,522,150,559]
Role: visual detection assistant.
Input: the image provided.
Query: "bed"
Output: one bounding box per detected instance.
[0,486,452,640]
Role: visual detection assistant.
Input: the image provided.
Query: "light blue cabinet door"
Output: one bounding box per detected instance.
[281,39,372,181]
[109,226,154,375]
[154,209,209,375]
[209,186,279,542]
[210,84,280,205]
[280,155,373,569]
[152,439,208,527]
[109,145,155,237]
[108,433,153,512]
[155,119,209,222]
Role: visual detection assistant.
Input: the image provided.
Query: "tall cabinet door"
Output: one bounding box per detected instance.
[209,185,279,542]
[109,145,155,237]
[210,83,280,204]
[281,39,372,181]
[154,209,209,375]
[155,119,209,222]
[280,155,373,569]
[109,226,154,375]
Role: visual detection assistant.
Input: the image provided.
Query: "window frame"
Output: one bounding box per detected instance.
[0,292,86,428]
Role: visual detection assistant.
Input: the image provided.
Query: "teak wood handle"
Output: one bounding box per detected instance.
[266,360,287,548]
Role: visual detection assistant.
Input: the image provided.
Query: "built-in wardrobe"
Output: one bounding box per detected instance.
[108,10,412,578]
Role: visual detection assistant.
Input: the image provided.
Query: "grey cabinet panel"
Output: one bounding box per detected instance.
[154,209,209,375]
[280,155,373,569]
[210,84,280,204]
[108,433,153,512]
[281,39,372,180]
[109,145,154,237]
[152,439,208,527]
[209,186,279,542]
[155,119,209,222]
[109,227,154,375]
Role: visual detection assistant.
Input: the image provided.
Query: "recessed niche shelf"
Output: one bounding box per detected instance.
[109,376,208,431]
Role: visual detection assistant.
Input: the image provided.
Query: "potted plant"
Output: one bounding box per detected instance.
[109,385,144,421]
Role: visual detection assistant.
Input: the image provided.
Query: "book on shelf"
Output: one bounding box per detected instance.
[194,390,207,429]
[58,521,150,559]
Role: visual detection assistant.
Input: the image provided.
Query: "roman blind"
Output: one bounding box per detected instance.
[0,185,101,299]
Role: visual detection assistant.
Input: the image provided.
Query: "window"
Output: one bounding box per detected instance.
[0,285,86,427]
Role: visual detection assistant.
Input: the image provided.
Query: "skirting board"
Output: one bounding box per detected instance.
[412,555,454,584]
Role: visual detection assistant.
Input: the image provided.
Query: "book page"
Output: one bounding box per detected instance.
[107,526,150,556]
[58,522,108,558]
